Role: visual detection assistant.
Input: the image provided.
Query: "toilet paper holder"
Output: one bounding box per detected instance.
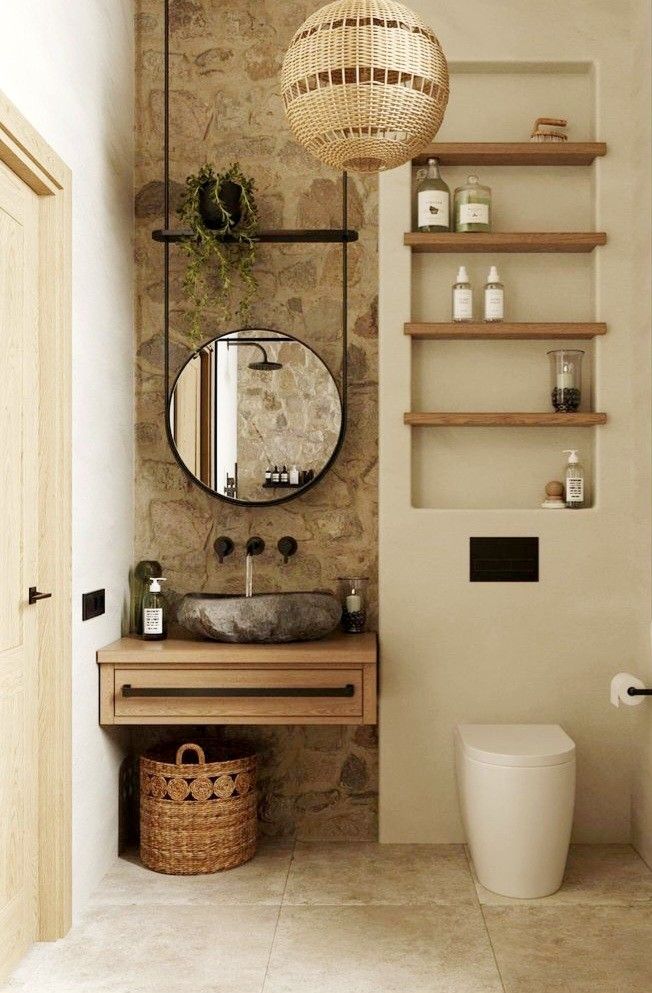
[611,672,652,707]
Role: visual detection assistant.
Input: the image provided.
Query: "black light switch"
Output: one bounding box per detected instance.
[82,588,105,620]
[470,537,539,582]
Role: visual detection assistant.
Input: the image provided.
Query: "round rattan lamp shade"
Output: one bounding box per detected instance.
[280,0,449,172]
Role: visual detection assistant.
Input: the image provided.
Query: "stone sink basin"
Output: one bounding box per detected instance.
[177,591,342,643]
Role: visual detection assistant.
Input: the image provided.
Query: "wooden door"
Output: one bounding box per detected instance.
[0,158,41,977]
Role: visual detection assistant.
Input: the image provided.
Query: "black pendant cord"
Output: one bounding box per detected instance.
[163,0,171,412]
[341,170,349,421]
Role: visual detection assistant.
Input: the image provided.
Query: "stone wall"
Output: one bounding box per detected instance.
[134,0,379,839]
[235,335,342,501]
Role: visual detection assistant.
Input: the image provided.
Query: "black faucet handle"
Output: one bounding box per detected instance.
[214,536,234,563]
[277,536,298,564]
[246,536,265,557]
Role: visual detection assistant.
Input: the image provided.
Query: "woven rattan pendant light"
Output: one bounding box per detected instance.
[280,0,449,172]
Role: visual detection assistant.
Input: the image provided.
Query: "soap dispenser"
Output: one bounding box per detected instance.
[563,450,585,509]
[142,577,167,640]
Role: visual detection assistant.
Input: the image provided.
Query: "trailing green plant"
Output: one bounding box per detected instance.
[177,163,258,344]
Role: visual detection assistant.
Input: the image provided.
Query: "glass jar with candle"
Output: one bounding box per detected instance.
[548,349,584,412]
[338,577,368,634]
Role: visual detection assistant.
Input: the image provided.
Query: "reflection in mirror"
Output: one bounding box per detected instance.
[169,329,343,504]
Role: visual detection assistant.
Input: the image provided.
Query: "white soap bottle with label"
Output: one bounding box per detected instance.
[416,158,450,232]
[484,265,504,322]
[563,450,585,509]
[452,266,473,322]
[142,577,167,640]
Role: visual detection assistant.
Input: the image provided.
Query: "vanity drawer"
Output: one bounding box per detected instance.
[112,666,364,722]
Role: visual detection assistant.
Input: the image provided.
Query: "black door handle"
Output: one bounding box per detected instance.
[28,587,52,605]
[121,684,355,699]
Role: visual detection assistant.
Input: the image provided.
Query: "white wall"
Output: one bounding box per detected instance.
[0,2,134,914]
[379,0,651,845]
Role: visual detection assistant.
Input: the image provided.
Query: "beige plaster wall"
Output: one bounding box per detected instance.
[631,0,652,867]
[379,1,652,844]
[135,0,378,838]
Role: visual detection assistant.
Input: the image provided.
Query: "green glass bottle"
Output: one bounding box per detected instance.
[454,174,492,232]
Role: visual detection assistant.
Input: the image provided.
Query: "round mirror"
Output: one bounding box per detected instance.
[168,329,344,505]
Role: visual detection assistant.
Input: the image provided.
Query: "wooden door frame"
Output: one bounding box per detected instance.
[0,90,72,939]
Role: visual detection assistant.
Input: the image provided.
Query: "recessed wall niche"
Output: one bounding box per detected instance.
[408,62,601,510]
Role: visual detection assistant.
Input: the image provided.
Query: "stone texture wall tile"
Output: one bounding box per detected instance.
[134,0,378,840]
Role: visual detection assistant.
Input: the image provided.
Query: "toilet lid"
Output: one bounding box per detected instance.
[457,724,575,767]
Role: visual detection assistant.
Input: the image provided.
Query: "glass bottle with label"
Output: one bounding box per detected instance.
[454,174,492,232]
[416,158,450,232]
[563,450,585,509]
[142,577,167,641]
[483,266,504,322]
[452,266,473,322]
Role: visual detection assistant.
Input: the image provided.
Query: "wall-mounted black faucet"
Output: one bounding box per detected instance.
[277,536,298,564]
[246,536,265,557]
[215,535,297,565]
[244,537,265,598]
[214,536,234,563]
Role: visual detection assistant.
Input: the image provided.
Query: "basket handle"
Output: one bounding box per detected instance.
[175,743,206,766]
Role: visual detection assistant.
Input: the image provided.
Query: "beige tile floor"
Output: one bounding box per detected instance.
[4,842,652,993]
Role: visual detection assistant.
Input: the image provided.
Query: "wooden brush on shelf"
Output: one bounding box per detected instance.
[530,117,568,142]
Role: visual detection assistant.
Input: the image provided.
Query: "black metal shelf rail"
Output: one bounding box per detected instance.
[159,0,352,423]
[153,228,358,244]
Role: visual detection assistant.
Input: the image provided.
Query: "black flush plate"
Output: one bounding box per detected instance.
[470,537,539,582]
[82,588,105,620]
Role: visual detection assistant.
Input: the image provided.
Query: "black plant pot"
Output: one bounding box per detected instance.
[198,179,243,230]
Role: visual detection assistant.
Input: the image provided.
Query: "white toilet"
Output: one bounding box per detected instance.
[455,724,576,899]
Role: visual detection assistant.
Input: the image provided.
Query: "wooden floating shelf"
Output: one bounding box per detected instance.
[404,232,606,253]
[413,142,607,166]
[404,322,607,341]
[152,228,359,244]
[404,412,608,427]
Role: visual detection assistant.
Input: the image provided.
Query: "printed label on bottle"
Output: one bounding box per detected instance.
[453,288,473,321]
[418,190,449,228]
[566,476,584,503]
[459,202,489,225]
[143,608,163,635]
[484,288,504,321]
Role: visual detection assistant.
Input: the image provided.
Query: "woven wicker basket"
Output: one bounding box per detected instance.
[280,0,449,172]
[139,742,257,875]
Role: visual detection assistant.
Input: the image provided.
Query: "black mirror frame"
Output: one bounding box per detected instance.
[166,327,346,507]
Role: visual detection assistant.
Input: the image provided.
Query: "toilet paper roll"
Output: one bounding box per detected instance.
[610,672,647,707]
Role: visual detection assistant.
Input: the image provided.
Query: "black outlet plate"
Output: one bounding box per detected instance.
[82,588,106,620]
[470,537,539,582]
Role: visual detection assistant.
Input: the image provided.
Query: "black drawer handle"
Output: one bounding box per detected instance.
[121,683,355,699]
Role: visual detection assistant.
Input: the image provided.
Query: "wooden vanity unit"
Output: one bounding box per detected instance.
[97,632,377,726]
